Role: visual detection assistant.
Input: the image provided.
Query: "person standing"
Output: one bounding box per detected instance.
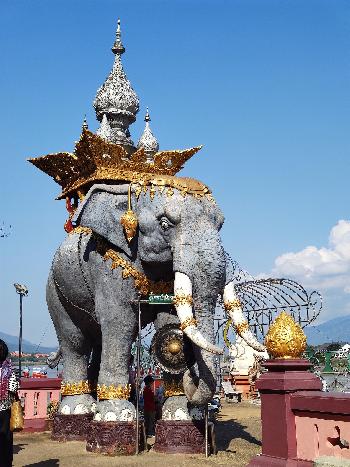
[0,340,19,467]
[143,375,156,437]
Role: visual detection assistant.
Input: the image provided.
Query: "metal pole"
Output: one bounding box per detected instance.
[135,295,142,455]
[19,294,23,378]
[205,403,209,458]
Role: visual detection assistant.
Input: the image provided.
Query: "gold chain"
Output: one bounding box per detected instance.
[68,228,173,295]
[99,243,173,296]
[97,384,131,400]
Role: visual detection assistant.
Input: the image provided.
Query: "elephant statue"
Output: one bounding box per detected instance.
[47,180,265,422]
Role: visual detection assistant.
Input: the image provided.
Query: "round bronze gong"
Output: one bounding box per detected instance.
[151,324,195,374]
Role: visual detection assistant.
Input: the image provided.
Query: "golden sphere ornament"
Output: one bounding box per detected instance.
[264,311,307,359]
[168,338,182,355]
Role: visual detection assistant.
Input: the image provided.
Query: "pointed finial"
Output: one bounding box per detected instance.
[94,20,139,147]
[137,107,159,161]
[145,107,151,122]
[112,18,125,55]
[96,114,112,141]
[82,115,88,130]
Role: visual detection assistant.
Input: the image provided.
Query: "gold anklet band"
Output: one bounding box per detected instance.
[61,380,96,396]
[97,384,131,400]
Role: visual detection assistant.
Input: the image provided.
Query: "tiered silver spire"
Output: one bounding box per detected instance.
[93,19,139,149]
[82,115,88,130]
[137,108,159,162]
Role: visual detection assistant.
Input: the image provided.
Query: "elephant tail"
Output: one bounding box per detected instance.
[47,347,62,369]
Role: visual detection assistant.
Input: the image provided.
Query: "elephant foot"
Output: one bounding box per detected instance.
[60,394,97,415]
[94,399,136,422]
[162,395,205,421]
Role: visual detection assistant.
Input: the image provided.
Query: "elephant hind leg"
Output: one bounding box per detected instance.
[47,272,95,414]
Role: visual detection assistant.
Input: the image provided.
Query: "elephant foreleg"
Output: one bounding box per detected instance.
[94,294,137,422]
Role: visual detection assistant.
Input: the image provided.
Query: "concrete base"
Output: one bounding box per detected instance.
[154,419,214,454]
[86,420,146,456]
[24,418,50,433]
[51,413,93,441]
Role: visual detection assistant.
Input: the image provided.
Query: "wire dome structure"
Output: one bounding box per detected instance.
[217,255,323,343]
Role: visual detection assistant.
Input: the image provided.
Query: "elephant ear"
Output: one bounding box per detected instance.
[72,183,132,255]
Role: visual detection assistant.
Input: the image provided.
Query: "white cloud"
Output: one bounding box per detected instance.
[272,220,350,292]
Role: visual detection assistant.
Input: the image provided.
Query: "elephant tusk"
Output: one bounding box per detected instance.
[174,272,223,355]
[223,281,266,353]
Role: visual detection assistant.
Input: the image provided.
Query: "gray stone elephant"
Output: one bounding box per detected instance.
[47,181,264,421]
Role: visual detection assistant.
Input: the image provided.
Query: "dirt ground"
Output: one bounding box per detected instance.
[13,402,261,467]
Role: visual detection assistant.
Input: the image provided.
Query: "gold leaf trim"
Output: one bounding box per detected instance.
[61,380,96,396]
[173,293,193,307]
[164,380,185,398]
[179,317,198,331]
[96,239,173,296]
[224,299,242,311]
[234,321,250,336]
[69,226,93,236]
[97,384,131,400]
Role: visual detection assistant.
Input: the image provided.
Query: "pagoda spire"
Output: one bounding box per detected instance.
[111,19,125,55]
[82,115,88,131]
[93,19,139,150]
[137,108,159,162]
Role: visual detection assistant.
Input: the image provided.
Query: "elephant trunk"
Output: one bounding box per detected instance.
[173,221,226,405]
[223,281,265,352]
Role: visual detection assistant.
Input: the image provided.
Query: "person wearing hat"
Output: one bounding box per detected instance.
[143,375,156,437]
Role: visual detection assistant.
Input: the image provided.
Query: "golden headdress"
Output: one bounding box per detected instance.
[28,21,213,238]
[28,128,207,200]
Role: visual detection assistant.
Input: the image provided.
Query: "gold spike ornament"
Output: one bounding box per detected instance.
[120,184,138,242]
[264,311,307,359]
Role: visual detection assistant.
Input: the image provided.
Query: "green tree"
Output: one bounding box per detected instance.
[327,342,342,352]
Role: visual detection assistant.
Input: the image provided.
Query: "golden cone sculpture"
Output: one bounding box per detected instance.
[264,311,307,359]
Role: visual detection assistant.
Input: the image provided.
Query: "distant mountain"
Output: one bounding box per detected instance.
[0,331,57,354]
[305,315,350,346]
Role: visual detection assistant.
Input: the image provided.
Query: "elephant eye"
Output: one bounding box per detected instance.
[160,218,170,231]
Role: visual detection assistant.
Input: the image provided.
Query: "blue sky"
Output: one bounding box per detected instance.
[0,0,349,347]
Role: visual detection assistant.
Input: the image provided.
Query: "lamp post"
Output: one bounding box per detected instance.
[14,283,28,378]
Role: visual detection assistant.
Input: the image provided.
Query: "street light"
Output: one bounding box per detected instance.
[14,283,28,378]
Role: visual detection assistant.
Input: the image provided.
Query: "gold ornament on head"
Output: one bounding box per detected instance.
[28,130,208,200]
[120,184,138,242]
[264,311,307,359]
